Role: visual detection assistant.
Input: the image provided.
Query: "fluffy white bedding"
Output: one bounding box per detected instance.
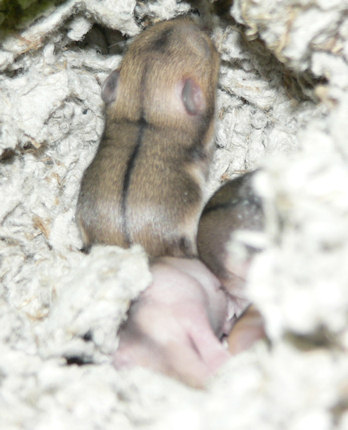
[1,1,348,428]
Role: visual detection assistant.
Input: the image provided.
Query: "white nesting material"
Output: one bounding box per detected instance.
[0,0,348,429]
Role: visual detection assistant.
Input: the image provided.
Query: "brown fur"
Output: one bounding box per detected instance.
[76,17,220,257]
[197,171,264,281]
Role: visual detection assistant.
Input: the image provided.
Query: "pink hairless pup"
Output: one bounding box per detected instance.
[114,172,266,387]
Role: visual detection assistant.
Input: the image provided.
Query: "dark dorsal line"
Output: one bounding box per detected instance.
[120,119,146,245]
[150,28,172,51]
[202,197,262,217]
[202,201,241,216]
[120,64,149,245]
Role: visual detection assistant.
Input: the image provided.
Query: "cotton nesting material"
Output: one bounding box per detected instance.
[1,0,348,429]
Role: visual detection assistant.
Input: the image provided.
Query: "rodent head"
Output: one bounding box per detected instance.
[102,17,220,135]
[197,173,264,297]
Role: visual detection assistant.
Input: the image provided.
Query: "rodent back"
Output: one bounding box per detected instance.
[76,17,220,257]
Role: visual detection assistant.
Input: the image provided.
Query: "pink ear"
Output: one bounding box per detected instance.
[181,78,205,115]
[101,69,119,104]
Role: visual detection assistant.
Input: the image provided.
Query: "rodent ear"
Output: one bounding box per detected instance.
[101,69,119,104]
[181,78,205,115]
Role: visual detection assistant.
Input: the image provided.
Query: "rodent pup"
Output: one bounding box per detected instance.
[76,17,220,257]
[113,172,266,387]
[197,171,264,312]
[114,257,231,388]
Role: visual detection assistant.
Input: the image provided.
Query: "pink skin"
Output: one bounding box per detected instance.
[113,256,265,387]
[113,257,266,387]
[113,257,231,388]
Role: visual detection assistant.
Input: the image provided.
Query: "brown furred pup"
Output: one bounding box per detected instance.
[197,171,266,353]
[198,171,264,312]
[76,17,220,257]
